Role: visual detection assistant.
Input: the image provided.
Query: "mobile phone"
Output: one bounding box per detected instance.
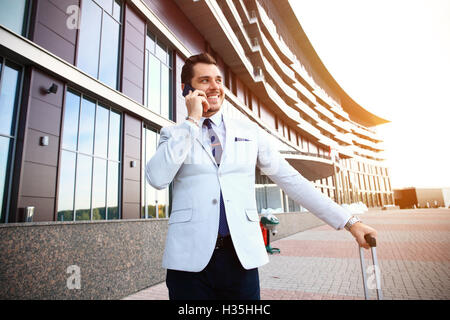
[182,83,195,97]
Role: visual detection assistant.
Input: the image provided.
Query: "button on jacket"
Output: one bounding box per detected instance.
[146,111,352,272]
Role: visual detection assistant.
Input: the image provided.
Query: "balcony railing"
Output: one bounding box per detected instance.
[255,1,295,64]
[259,31,296,83]
[291,59,316,90]
[260,55,298,104]
[295,99,320,123]
[263,82,301,123]
[280,150,332,161]
[292,80,317,105]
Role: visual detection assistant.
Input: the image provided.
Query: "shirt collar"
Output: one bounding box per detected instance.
[201,108,223,128]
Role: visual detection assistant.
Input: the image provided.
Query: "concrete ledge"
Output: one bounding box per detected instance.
[0,212,326,299]
[0,219,168,300]
[269,212,326,242]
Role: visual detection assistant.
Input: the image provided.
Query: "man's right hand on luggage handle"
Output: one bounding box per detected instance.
[349,222,378,250]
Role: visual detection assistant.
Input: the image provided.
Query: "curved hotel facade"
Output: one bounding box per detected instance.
[0,0,393,298]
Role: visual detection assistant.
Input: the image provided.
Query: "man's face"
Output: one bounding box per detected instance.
[190,62,225,117]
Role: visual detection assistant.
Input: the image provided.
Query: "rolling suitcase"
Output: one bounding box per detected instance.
[359,234,383,300]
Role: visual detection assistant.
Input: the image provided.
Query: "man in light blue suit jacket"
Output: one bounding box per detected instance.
[146,53,377,300]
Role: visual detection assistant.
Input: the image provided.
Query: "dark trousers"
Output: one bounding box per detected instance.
[166,236,260,300]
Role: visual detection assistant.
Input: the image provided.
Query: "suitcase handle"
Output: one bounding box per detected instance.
[364,234,377,247]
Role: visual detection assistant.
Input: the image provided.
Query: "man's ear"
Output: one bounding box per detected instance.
[181,83,185,91]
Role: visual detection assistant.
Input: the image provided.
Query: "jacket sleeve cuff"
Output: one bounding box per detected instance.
[183,120,201,139]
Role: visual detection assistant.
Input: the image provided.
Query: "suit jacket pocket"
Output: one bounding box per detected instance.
[245,209,260,222]
[168,208,193,224]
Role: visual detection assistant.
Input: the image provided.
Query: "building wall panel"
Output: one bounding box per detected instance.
[27,98,61,136]
[143,0,205,54]
[23,128,59,167]
[122,114,142,219]
[32,0,78,65]
[122,4,146,105]
[17,68,64,222]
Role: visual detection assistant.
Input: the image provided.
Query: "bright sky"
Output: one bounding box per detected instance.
[289,0,450,189]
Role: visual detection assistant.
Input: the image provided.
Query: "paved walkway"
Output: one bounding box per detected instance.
[123,208,450,300]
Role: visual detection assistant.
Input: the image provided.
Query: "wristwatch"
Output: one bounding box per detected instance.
[345,216,361,231]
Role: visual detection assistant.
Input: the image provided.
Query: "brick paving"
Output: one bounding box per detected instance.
[122,208,450,300]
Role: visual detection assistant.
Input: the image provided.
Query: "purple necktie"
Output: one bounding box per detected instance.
[203,119,229,236]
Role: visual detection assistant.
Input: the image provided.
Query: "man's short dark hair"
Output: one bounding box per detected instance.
[181,53,217,85]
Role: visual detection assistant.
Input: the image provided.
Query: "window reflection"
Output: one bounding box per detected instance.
[144,30,172,120]
[107,161,119,219]
[155,40,167,64]
[147,55,160,113]
[113,0,121,21]
[0,64,20,136]
[0,0,28,36]
[78,97,96,154]
[77,0,122,89]
[255,168,290,214]
[77,0,102,79]
[94,105,109,158]
[75,154,93,220]
[95,0,113,13]
[161,64,170,119]
[108,110,121,161]
[99,12,120,88]
[0,137,13,222]
[0,59,21,223]
[62,91,80,151]
[58,90,121,221]
[57,151,76,221]
[142,126,169,219]
[92,158,107,220]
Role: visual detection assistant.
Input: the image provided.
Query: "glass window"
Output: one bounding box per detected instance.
[155,40,167,64]
[78,97,96,154]
[94,105,109,158]
[62,91,80,151]
[144,30,172,120]
[58,89,122,221]
[0,62,20,136]
[0,0,28,36]
[92,158,107,219]
[98,13,120,88]
[146,55,160,113]
[0,59,21,223]
[77,0,122,89]
[0,137,13,222]
[107,161,119,219]
[75,154,93,220]
[160,64,170,119]
[57,151,76,221]
[95,0,113,13]
[108,110,121,161]
[77,0,102,79]
[142,125,169,219]
[255,168,284,213]
[113,0,121,21]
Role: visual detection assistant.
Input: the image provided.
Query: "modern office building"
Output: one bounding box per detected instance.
[0,0,393,299]
[394,187,450,209]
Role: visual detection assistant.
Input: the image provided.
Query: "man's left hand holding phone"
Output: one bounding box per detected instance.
[183,83,209,127]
